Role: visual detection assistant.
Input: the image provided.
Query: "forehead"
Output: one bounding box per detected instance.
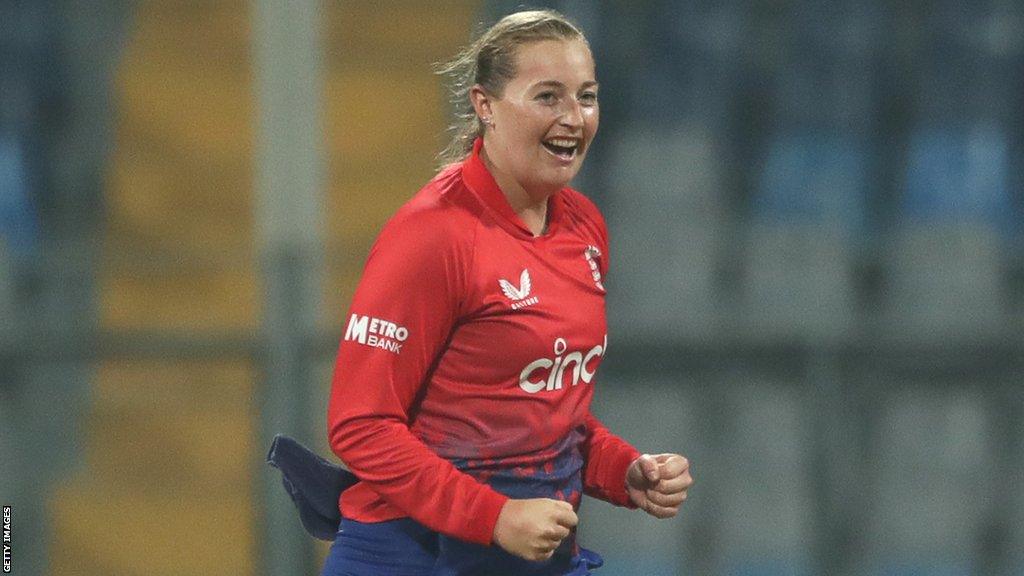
[509,39,595,85]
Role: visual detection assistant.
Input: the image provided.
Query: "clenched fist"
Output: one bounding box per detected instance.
[492,498,578,562]
[626,453,693,518]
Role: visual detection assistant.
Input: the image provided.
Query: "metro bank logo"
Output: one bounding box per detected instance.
[344,313,408,354]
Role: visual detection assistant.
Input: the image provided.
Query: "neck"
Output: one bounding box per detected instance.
[480,146,551,236]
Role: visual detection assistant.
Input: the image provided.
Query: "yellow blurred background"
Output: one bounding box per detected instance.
[50,2,479,574]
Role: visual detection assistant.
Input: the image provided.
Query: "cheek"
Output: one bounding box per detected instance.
[584,108,599,140]
[507,109,547,145]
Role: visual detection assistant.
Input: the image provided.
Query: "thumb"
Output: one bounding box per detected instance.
[638,454,660,483]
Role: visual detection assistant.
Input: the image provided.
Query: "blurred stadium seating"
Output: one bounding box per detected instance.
[0,1,1021,576]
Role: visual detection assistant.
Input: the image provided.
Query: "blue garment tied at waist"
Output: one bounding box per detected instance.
[266,434,604,575]
[266,434,358,541]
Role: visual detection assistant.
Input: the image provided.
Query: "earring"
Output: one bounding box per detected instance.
[482,117,492,126]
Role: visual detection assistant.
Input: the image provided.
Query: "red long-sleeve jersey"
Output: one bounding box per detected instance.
[327,138,640,547]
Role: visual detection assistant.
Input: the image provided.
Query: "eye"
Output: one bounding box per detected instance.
[579,91,598,106]
[535,91,558,104]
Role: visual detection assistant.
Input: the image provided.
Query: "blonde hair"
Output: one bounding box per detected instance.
[435,9,587,165]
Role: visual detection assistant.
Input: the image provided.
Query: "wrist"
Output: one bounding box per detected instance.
[484,493,511,547]
[618,451,643,509]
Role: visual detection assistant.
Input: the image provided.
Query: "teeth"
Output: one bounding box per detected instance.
[546,138,578,148]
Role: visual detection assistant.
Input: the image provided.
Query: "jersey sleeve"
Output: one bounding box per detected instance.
[581,413,641,507]
[326,206,508,546]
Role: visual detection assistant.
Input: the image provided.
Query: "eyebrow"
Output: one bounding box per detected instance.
[532,80,600,91]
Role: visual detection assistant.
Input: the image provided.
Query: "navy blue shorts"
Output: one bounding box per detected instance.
[320,517,603,576]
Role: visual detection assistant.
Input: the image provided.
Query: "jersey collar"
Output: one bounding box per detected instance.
[461,137,564,239]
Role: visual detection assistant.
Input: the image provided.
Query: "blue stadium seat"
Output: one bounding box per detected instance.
[901,127,1012,229]
[754,131,867,229]
[886,125,1009,340]
[0,134,39,259]
[744,131,864,341]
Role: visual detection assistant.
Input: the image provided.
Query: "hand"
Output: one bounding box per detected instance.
[626,453,693,518]
[492,498,578,562]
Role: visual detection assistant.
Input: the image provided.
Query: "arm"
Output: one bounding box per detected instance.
[327,210,507,546]
[582,414,694,518]
[581,412,641,507]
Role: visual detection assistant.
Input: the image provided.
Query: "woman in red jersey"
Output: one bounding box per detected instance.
[322,10,693,576]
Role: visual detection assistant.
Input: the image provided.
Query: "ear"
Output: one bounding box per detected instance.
[469,84,493,123]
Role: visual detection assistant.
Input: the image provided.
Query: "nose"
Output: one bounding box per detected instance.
[559,99,584,130]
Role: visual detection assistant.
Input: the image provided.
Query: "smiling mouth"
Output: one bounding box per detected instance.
[542,139,580,161]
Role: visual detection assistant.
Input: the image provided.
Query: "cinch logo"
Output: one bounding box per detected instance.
[499,269,539,310]
[519,335,607,394]
[344,313,408,354]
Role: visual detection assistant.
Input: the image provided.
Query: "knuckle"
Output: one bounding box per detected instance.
[656,507,677,519]
[531,545,554,560]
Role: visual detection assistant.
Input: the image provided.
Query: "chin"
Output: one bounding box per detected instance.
[553,167,582,188]
[536,174,575,192]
